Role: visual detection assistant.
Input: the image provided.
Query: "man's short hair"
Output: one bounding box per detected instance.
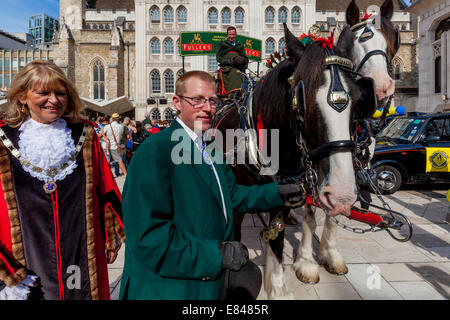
[175,70,216,96]
[144,124,151,129]
[227,26,236,34]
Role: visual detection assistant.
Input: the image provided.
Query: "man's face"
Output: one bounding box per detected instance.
[227,29,236,42]
[173,77,217,133]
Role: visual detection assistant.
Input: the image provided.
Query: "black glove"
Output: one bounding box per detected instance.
[278,183,307,208]
[219,241,249,272]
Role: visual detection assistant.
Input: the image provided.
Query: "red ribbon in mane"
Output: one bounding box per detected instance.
[361,12,373,21]
[315,33,334,50]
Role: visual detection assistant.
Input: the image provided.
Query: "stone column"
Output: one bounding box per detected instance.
[441,31,447,98]
[135,0,148,120]
[446,31,450,99]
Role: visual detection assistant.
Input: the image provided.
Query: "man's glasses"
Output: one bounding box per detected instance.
[179,96,218,108]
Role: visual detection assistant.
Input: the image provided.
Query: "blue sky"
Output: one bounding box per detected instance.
[0,0,59,33]
[0,0,411,34]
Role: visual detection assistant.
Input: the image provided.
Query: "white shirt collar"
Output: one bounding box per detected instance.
[176,118,203,146]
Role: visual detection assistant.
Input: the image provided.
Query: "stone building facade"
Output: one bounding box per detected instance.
[53,0,135,117]
[408,0,450,113]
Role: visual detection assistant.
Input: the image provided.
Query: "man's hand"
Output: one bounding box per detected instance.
[219,241,249,272]
[278,183,307,208]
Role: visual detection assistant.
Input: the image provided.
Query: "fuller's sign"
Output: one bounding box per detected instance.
[180,32,262,62]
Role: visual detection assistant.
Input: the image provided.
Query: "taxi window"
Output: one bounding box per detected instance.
[442,118,450,141]
[425,119,444,137]
[378,118,424,141]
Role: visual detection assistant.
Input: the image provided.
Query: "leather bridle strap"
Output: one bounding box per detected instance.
[309,140,356,162]
[355,49,389,74]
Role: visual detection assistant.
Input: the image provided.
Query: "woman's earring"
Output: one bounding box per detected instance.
[21,104,27,113]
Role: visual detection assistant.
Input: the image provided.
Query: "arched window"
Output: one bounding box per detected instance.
[278,7,288,24]
[164,38,174,55]
[208,8,218,25]
[151,38,160,55]
[151,108,161,120]
[177,6,187,23]
[265,7,275,24]
[177,69,184,79]
[391,57,403,81]
[93,60,105,100]
[435,17,450,40]
[235,8,244,25]
[151,70,161,93]
[435,57,441,93]
[105,24,110,30]
[164,6,174,23]
[292,7,301,24]
[99,24,104,30]
[265,38,275,55]
[222,8,231,25]
[208,55,218,72]
[278,38,286,54]
[151,6,160,23]
[93,24,98,29]
[164,108,174,121]
[164,70,174,93]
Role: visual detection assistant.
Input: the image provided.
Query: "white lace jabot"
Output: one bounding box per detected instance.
[18,118,78,182]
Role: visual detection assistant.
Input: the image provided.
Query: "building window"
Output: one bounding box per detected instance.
[391,57,403,81]
[222,8,231,25]
[164,70,175,93]
[279,7,288,24]
[278,38,286,54]
[151,70,161,93]
[93,24,98,29]
[208,56,218,72]
[435,57,441,94]
[292,7,301,24]
[435,17,450,40]
[105,24,110,30]
[151,38,160,55]
[235,8,244,25]
[177,6,187,23]
[164,38,174,55]
[93,60,105,100]
[151,6,160,23]
[164,7,174,23]
[99,24,104,30]
[208,8,218,25]
[265,38,275,55]
[265,7,275,24]
[151,108,161,120]
[177,69,184,79]
[164,108,174,121]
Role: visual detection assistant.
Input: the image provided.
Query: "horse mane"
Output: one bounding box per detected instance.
[252,59,295,127]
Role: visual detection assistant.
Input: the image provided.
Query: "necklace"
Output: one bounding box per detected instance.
[0,125,89,194]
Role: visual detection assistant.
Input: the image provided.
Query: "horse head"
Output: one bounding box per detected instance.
[345,0,400,102]
[278,23,367,217]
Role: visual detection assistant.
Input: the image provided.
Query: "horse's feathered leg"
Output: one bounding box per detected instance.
[264,208,294,300]
[293,205,320,284]
[319,215,348,275]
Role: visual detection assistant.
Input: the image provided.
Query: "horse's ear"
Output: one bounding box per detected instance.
[345,0,360,26]
[380,0,394,21]
[335,25,354,59]
[283,23,304,63]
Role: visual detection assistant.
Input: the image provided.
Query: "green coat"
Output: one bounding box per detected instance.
[119,120,284,300]
[216,40,247,94]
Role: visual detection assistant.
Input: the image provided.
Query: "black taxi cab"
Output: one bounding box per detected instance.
[370,112,450,194]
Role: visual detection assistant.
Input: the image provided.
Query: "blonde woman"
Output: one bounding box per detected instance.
[0,61,124,300]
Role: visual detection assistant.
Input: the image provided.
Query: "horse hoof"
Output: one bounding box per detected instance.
[322,263,348,275]
[295,270,320,284]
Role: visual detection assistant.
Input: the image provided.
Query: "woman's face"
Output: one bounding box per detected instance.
[19,81,68,124]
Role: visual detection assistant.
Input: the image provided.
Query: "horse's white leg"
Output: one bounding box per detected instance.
[293,205,320,284]
[264,243,294,300]
[318,215,348,275]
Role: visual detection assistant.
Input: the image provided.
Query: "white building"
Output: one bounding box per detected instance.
[408,0,450,112]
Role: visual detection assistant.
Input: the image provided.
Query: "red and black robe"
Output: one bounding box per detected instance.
[0,121,124,300]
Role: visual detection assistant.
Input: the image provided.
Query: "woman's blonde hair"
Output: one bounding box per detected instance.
[6,60,85,127]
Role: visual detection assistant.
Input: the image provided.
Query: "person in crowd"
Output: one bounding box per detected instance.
[150,119,161,135]
[131,121,146,153]
[216,26,248,96]
[142,112,151,128]
[101,113,127,177]
[143,123,152,139]
[119,70,303,300]
[0,60,124,300]
[95,116,110,162]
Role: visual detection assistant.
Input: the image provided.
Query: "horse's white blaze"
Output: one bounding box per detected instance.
[315,72,357,216]
[353,24,395,100]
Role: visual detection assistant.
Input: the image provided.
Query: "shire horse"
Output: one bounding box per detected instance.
[214,0,400,299]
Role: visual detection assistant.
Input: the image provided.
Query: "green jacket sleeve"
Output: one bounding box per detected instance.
[221,161,285,214]
[122,138,223,280]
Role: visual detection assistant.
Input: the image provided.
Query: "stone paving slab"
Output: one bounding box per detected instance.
[390,281,446,300]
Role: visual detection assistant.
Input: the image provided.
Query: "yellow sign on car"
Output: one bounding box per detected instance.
[426,148,450,173]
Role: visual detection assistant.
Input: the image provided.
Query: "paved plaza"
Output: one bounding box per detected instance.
[109,175,450,300]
